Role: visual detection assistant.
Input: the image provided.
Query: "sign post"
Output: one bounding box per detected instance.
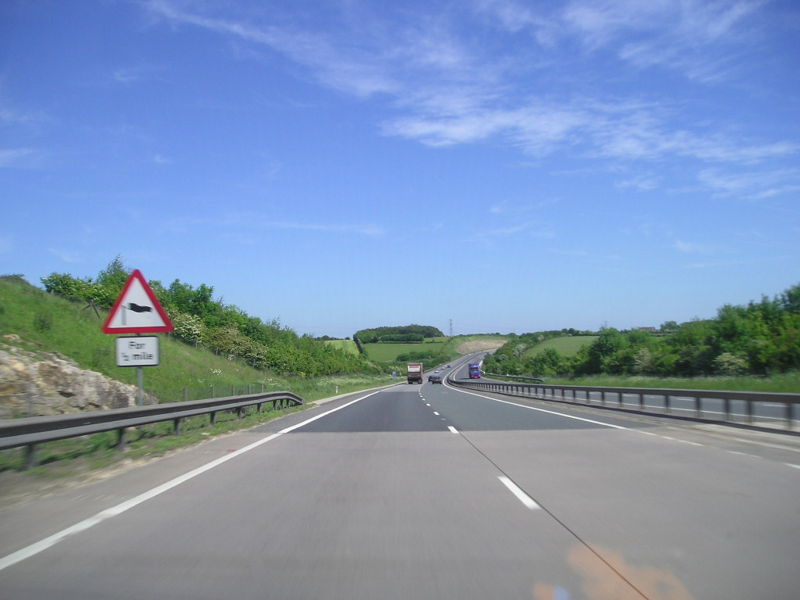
[103,270,173,405]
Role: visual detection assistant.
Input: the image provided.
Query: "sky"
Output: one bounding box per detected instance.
[1,0,799,339]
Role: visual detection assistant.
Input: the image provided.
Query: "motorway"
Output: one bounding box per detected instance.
[1,358,799,599]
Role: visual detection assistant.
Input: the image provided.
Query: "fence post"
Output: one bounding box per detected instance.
[183,387,189,402]
[24,444,37,469]
[116,427,127,450]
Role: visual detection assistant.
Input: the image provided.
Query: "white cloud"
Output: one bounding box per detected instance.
[674,240,716,254]
[48,248,84,263]
[143,0,793,177]
[698,167,800,199]
[0,148,38,168]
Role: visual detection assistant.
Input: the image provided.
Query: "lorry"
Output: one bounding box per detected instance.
[468,363,482,379]
[407,363,423,384]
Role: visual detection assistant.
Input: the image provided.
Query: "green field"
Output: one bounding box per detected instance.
[524,336,598,358]
[362,334,510,364]
[363,341,447,362]
[324,339,359,355]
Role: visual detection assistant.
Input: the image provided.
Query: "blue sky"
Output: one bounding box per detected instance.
[2,0,799,338]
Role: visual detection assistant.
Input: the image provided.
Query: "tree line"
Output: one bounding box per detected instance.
[353,325,444,345]
[41,258,379,376]
[484,284,800,378]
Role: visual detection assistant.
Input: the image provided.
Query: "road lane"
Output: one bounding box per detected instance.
[421,379,800,599]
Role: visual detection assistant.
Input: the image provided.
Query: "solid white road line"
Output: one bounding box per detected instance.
[498,476,540,510]
[443,378,631,431]
[0,389,383,572]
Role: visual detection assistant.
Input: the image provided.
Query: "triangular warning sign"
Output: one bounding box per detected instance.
[102,269,174,334]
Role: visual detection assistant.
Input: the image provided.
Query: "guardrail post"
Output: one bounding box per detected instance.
[237,407,245,419]
[116,427,127,450]
[601,391,606,406]
[257,402,263,413]
[694,397,701,418]
[786,403,793,429]
[618,392,623,407]
[746,400,753,424]
[210,411,216,426]
[639,393,644,410]
[174,418,182,435]
[665,395,671,414]
[24,444,37,469]
[724,398,731,421]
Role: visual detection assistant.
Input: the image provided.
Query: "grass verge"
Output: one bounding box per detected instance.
[540,372,800,393]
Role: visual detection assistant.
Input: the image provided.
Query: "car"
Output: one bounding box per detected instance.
[428,374,443,384]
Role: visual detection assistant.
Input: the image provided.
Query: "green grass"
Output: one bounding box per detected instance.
[524,336,598,358]
[363,334,512,364]
[543,372,800,393]
[363,341,447,362]
[323,339,359,355]
[0,276,390,405]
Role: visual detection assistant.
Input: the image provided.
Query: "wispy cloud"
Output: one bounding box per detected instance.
[561,0,762,80]
[673,240,719,255]
[142,0,793,176]
[160,211,384,238]
[112,64,164,85]
[48,248,84,264]
[698,167,800,199]
[262,221,385,237]
[0,148,39,168]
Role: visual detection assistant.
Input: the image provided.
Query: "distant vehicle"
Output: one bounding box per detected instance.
[428,374,442,384]
[407,363,423,384]
[468,363,482,379]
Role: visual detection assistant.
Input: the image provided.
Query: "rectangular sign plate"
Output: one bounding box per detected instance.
[116,336,160,367]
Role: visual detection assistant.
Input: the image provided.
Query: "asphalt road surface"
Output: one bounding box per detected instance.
[1,365,798,599]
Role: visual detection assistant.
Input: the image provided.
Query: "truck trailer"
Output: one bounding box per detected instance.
[406,363,423,384]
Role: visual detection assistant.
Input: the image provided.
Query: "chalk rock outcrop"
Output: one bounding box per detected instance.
[0,339,149,418]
